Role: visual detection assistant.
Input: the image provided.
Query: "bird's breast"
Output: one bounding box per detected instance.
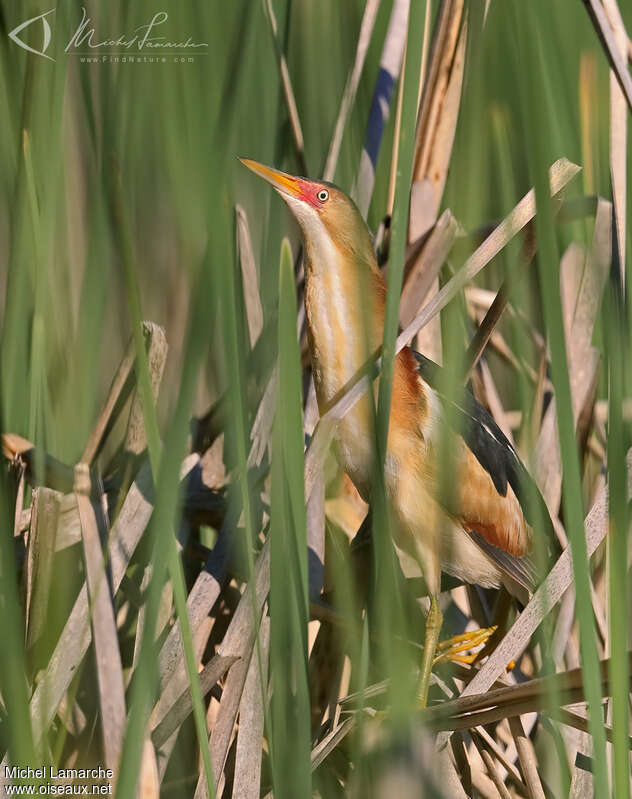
[306,281,428,500]
[302,220,429,504]
[305,276,372,497]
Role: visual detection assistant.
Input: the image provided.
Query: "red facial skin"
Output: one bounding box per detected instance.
[297,179,327,209]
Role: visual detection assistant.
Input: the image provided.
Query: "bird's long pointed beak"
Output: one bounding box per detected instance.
[239,158,302,199]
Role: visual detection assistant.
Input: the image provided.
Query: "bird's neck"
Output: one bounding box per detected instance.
[302,225,385,411]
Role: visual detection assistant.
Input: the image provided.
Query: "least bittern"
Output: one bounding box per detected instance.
[241,159,551,706]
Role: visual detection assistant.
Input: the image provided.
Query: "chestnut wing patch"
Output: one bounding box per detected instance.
[411,350,557,573]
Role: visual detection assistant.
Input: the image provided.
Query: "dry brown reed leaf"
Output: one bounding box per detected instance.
[12,458,154,758]
[74,464,126,772]
[411,0,466,239]
[1,438,74,492]
[406,0,467,363]
[164,538,270,794]
[463,231,537,379]
[216,537,270,662]
[138,738,160,799]
[153,616,215,778]
[508,716,546,799]
[80,340,136,464]
[581,0,632,110]
[470,728,528,797]
[1,432,35,461]
[425,655,632,731]
[24,489,60,650]
[236,205,264,348]
[534,199,611,516]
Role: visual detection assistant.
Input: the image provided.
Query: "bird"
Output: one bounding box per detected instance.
[240,158,553,707]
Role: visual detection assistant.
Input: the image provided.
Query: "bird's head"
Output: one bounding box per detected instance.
[239,158,374,266]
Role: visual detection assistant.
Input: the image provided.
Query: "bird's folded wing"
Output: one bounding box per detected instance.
[453,438,531,557]
[467,531,539,594]
[411,349,557,583]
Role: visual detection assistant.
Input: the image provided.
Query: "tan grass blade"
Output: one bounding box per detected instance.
[479,747,512,799]
[156,526,230,691]
[264,0,307,174]
[568,738,594,798]
[231,616,270,799]
[123,322,168,458]
[323,0,381,182]
[397,159,580,351]
[603,0,628,288]
[310,717,355,771]
[463,231,537,378]
[151,654,238,751]
[399,208,458,329]
[194,642,255,798]
[178,538,269,792]
[130,565,174,683]
[247,366,278,469]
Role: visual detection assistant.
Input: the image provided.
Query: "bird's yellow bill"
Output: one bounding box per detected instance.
[239,158,301,198]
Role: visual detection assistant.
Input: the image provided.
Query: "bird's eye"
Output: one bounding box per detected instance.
[317,189,329,203]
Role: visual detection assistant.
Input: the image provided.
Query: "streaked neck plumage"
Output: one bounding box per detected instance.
[286,193,386,412]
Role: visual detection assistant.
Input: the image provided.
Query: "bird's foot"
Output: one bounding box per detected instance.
[433,625,497,666]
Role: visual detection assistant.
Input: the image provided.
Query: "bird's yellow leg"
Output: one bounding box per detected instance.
[433,625,497,665]
[435,588,515,666]
[417,595,443,708]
